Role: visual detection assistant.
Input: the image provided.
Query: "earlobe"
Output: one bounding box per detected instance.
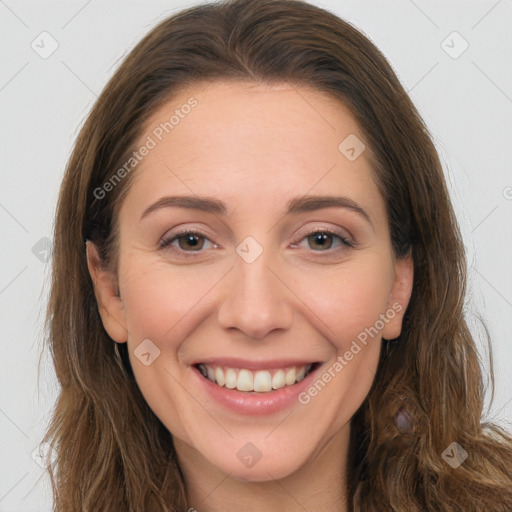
[85,241,128,343]
[382,251,414,340]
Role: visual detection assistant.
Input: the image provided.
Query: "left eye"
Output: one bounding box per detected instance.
[293,230,354,251]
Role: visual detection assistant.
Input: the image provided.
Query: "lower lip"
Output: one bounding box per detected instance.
[193,364,321,416]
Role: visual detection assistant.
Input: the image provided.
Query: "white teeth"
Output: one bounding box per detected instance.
[237,369,253,391]
[214,366,225,386]
[254,370,272,392]
[271,369,285,390]
[285,368,296,386]
[296,366,306,382]
[225,368,237,389]
[198,363,313,392]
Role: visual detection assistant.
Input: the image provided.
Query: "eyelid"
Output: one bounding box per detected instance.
[159,223,357,258]
[293,224,355,245]
[159,226,217,250]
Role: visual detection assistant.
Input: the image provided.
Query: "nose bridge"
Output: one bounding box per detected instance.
[217,241,293,338]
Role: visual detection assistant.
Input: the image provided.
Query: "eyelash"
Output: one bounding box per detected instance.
[159,227,356,259]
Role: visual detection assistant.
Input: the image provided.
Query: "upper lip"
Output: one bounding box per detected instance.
[192,357,320,371]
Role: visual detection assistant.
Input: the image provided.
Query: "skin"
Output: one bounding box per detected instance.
[87,80,413,512]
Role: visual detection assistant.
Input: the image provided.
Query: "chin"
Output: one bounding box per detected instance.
[195,434,315,482]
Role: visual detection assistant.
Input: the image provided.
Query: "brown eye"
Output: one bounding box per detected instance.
[307,232,335,251]
[159,229,215,256]
[176,233,205,251]
[295,229,354,252]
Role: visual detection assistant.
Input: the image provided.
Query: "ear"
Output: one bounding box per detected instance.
[382,251,414,340]
[85,241,128,343]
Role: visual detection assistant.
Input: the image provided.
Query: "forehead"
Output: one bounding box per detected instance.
[121,80,384,223]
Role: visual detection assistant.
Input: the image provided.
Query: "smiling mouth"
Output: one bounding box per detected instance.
[194,362,320,393]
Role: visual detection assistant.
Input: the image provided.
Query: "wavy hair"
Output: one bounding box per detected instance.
[41,0,512,510]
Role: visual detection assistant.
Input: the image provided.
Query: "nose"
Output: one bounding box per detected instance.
[217,247,294,340]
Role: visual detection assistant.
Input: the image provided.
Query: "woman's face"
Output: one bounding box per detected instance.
[88,80,413,482]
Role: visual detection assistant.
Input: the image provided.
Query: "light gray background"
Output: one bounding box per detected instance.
[1,0,511,510]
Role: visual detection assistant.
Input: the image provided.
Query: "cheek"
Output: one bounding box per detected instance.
[290,260,392,425]
[120,257,226,342]
[117,250,394,450]
[120,248,394,352]
[118,259,218,441]
[290,256,394,349]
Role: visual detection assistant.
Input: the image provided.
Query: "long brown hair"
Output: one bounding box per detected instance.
[41,0,512,510]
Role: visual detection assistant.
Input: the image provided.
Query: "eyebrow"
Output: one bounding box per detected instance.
[140,194,373,228]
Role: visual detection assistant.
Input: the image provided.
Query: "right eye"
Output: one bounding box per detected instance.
[159,229,218,256]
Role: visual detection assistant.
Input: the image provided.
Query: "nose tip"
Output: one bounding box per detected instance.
[217,253,293,339]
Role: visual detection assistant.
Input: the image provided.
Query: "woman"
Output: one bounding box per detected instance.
[42,0,512,510]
